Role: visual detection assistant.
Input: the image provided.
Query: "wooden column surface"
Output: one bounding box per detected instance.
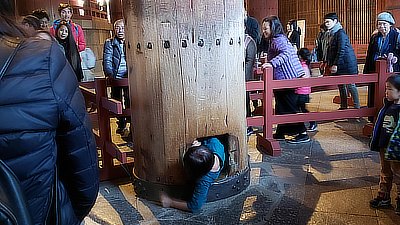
[123,0,247,185]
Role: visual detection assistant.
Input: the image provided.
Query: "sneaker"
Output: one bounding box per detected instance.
[369,196,391,208]
[273,133,285,141]
[307,124,318,132]
[396,198,400,215]
[247,127,254,136]
[287,134,310,144]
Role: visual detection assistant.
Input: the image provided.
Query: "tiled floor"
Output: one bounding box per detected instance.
[85,86,400,225]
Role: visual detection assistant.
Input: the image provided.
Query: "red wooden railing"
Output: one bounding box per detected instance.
[80,78,133,181]
[80,59,388,178]
[246,60,390,156]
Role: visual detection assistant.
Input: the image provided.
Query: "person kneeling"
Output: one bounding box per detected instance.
[161,138,225,212]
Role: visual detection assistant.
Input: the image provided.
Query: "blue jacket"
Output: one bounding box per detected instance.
[370,98,400,152]
[187,138,225,212]
[364,28,400,74]
[0,37,99,224]
[103,37,127,79]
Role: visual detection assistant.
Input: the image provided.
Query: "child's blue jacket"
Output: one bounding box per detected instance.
[370,98,400,157]
[186,138,225,212]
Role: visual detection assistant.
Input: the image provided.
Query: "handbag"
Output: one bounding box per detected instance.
[0,159,33,225]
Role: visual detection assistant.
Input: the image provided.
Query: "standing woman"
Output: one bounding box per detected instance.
[262,16,310,143]
[364,12,400,110]
[316,24,328,62]
[55,20,83,82]
[287,19,301,50]
[0,0,98,224]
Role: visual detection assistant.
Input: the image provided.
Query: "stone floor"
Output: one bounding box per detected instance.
[83,86,400,225]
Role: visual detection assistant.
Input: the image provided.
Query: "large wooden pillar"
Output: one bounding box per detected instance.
[122,0,248,198]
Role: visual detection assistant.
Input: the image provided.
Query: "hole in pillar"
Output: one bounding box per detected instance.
[196,133,238,181]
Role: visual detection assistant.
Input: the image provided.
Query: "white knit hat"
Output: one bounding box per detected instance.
[377,12,395,25]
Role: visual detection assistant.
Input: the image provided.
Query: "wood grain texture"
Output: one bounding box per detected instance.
[278,0,376,46]
[123,0,247,185]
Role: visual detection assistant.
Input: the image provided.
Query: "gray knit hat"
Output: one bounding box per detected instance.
[377,12,395,25]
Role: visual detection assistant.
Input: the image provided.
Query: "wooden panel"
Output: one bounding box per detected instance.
[279,0,376,47]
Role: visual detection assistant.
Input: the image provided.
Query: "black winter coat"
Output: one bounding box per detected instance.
[326,29,358,75]
[364,28,400,74]
[288,30,300,50]
[0,37,99,224]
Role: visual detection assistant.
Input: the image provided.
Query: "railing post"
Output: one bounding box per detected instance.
[256,66,281,156]
[264,67,274,139]
[95,78,114,180]
[374,60,389,114]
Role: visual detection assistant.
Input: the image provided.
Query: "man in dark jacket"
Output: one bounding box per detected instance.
[244,2,259,42]
[103,19,130,135]
[0,7,99,224]
[324,12,360,109]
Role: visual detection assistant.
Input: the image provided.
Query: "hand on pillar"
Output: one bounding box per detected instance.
[192,140,201,147]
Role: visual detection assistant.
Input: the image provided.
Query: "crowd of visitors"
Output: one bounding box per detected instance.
[2,0,400,219]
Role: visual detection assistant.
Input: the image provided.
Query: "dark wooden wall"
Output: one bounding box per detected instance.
[278,0,377,47]
[247,0,278,28]
[385,0,400,28]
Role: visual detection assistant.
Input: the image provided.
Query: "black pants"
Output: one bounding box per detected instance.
[111,86,130,129]
[274,89,306,136]
[296,94,316,127]
[246,92,259,117]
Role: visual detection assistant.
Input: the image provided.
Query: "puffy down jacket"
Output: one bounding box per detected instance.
[0,36,99,225]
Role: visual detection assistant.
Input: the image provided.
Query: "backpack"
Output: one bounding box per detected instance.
[80,48,96,69]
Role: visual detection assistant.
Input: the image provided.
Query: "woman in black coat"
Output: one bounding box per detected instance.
[287,20,301,50]
[364,11,400,110]
[0,2,98,224]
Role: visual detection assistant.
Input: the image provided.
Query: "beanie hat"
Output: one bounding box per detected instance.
[324,13,338,21]
[377,12,395,25]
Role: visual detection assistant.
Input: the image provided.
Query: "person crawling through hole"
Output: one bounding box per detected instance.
[160,137,225,212]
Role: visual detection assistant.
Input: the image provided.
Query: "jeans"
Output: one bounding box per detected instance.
[338,83,360,109]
